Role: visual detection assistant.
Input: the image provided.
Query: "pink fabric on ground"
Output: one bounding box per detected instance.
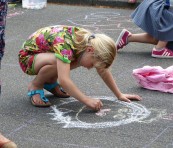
[132,65,173,93]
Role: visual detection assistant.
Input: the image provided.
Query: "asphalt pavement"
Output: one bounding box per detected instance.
[47,0,142,8]
[0,3,173,148]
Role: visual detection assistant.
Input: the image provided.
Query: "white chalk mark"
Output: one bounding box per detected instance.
[166,142,173,148]
[67,12,141,32]
[143,126,173,148]
[48,96,151,128]
[162,113,173,121]
[7,11,24,19]
[96,109,111,117]
[49,106,72,128]
[139,109,167,123]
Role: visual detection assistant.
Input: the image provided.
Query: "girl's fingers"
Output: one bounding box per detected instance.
[96,101,103,111]
[119,94,142,103]
[128,94,142,100]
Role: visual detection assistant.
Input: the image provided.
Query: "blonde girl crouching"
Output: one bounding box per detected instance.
[18,25,141,110]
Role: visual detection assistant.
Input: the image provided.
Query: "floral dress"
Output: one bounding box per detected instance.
[18,25,81,75]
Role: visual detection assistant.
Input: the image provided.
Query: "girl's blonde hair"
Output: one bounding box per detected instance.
[73,28,117,69]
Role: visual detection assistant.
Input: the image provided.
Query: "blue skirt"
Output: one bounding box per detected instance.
[131,0,173,41]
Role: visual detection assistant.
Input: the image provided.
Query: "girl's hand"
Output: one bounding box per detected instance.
[85,98,103,111]
[118,94,142,103]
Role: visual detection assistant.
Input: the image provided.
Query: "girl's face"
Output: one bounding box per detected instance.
[79,47,98,69]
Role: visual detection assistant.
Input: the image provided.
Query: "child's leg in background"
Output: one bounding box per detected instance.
[128,33,173,57]
[116,30,158,50]
[128,33,158,45]
[155,41,167,49]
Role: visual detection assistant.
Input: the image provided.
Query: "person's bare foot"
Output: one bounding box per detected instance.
[44,82,70,98]
[1,141,17,148]
[0,134,17,148]
[28,83,51,107]
[47,85,70,98]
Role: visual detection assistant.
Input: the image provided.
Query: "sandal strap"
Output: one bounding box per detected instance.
[44,82,66,93]
[27,90,49,103]
[44,82,59,91]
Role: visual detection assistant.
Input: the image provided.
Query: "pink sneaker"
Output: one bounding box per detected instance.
[152,47,173,58]
[116,29,132,50]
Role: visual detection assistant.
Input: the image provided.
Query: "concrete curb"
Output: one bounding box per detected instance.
[47,0,141,8]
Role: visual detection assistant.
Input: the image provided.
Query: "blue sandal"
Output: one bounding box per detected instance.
[44,82,70,98]
[28,90,51,107]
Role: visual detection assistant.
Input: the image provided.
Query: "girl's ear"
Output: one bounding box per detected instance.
[86,46,94,53]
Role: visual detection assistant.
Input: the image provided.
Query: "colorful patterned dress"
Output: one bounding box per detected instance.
[18,25,81,75]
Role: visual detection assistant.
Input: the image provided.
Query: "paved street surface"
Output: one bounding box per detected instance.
[47,0,142,8]
[1,3,173,148]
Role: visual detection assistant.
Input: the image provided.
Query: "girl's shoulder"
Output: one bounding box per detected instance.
[61,26,82,34]
[33,26,82,37]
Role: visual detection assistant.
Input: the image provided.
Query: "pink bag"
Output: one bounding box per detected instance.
[133,65,173,93]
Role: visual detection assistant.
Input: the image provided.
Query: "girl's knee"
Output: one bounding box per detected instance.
[34,53,57,73]
[35,53,56,65]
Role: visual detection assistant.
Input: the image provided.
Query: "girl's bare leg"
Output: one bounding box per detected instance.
[128,33,158,45]
[28,53,58,105]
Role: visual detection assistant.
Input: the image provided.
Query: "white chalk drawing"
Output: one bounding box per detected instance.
[162,113,173,121]
[96,108,111,117]
[136,108,167,123]
[166,143,173,148]
[48,96,169,128]
[105,107,167,124]
[143,126,173,148]
[67,12,140,33]
[49,96,156,128]
[7,11,24,19]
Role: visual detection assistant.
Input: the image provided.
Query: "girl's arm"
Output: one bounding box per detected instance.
[56,59,103,110]
[70,60,79,70]
[96,68,142,102]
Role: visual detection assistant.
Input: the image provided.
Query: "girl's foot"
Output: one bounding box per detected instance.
[28,83,51,107]
[44,82,70,98]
